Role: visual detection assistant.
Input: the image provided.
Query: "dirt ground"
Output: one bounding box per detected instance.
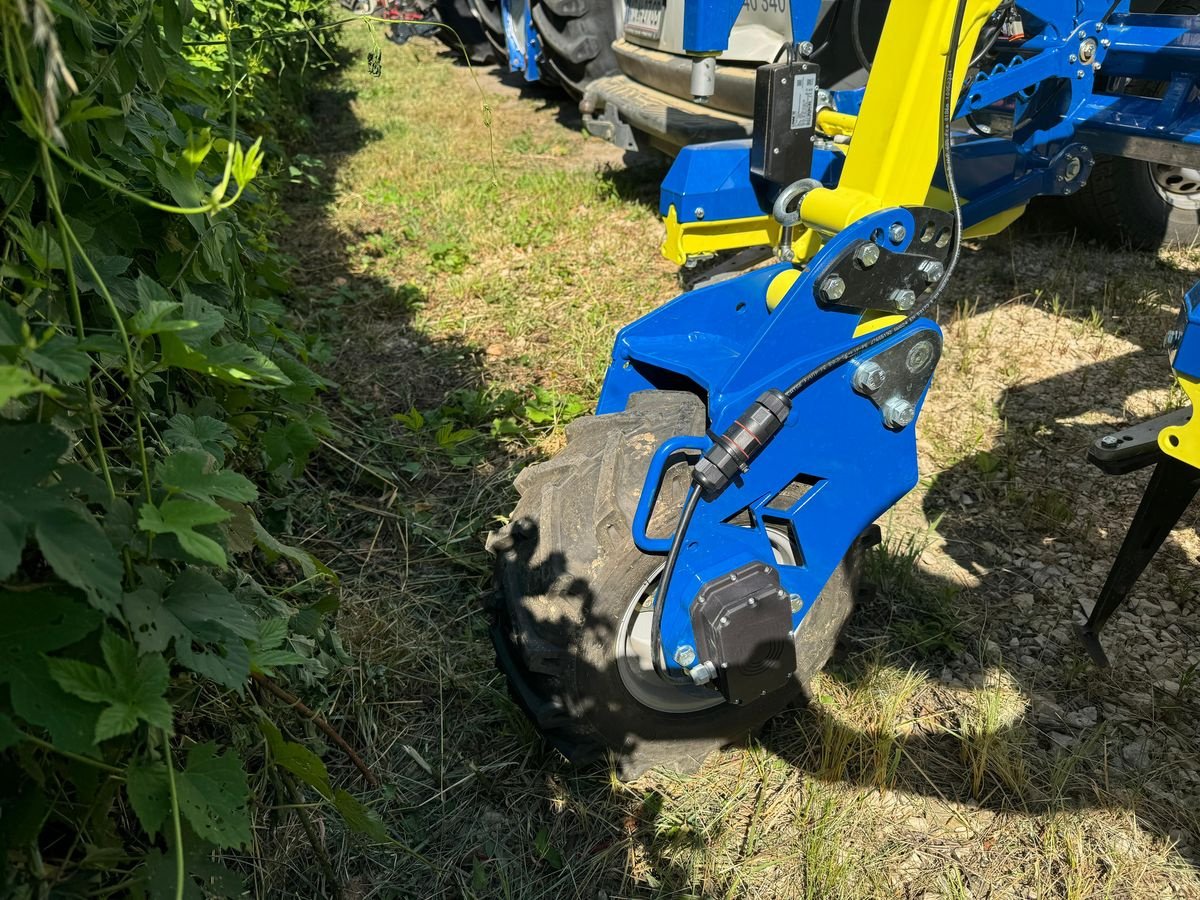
[265,29,1200,899]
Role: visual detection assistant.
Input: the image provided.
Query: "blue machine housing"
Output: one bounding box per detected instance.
[500,0,541,81]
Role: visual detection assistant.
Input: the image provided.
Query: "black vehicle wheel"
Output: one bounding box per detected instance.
[487,390,872,778]
[1064,0,1200,251]
[432,0,495,63]
[530,0,619,97]
[467,0,507,60]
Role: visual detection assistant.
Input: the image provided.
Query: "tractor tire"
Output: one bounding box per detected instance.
[487,390,872,779]
[467,0,507,61]
[433,0,495,64]
[530,0,619,98]
[1064,0,1200,251]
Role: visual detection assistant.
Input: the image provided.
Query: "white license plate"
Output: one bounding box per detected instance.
[624,0,665,40]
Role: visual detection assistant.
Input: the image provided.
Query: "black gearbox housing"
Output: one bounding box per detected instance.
[691,561,798,704]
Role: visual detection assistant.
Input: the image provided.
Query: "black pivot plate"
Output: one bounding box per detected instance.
[691,561,797,705]
[815,207,955,313]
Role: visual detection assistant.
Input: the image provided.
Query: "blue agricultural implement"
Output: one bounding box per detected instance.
[487,0,1200,776]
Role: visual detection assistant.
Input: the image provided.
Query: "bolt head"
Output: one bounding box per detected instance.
[919,260,945,283]
[888,223,907,244]
[882,397,916,429]
[789,593,803,613]
[906,339,935,373]
[689,661,716,685]
[1100,435,1120,449]
[852,359,887,394]
[890,288,917,311]
[694,207,705,220]
[854,242,881,268]
[1064,156,1082,182]
[673,645,696,667]
[820,274,847,302]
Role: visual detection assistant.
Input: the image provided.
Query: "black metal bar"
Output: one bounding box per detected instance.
[1078,454,1200,666]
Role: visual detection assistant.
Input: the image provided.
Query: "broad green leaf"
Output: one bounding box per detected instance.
[0,364,60,405]
[26,335,92,382]
[262,421,318,476]
[34,504,123,613]
[333,789,390,842]
[0,499,28,580]
[158,450,257,503]
[61,98,123,127]
[126,759,170,837]
[159,334,292,387]
[131,278,198,336]
[138,499,231,567]
[0,590,102,753]
[0,303,25,345]
[141,22,166,92]
[167,570,258,641]
[162,0,182,50]
[260,720,332,798]
[251,516,335,582]
[175,742,251,849]
[0,422,67,489]
[164,414,235,465]
[47,630,173,743]
[291,594,339,637]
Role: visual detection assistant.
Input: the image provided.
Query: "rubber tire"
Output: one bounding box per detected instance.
[467,0,507,61]
[530,0,619,98]
[1064,0,1200,251]
[433,0,495,63]
[487,390,872,779]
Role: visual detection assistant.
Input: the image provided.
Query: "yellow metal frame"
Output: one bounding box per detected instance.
[661,0,1006,266]
[1158,376,1200,470]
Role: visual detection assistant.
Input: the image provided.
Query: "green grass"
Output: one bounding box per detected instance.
[265,26,1200,900]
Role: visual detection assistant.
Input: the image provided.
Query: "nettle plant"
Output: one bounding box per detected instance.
[0,0,389,894]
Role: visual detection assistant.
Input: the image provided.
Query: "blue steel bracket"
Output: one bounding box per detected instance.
[1170,281,1200,381]
[632,436,709,555]
[600,207,941,678]
[500,0,540,81]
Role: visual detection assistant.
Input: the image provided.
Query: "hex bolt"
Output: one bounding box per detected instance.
[1101,38,1111,48]
[694,207,705,220]
[919,260,945,283]
[890,288,917,311]
[797,40,815,57]
[1077,69,1086,79]
[1100,435,1120,449]
[854,243,881,268]
[852,359,887,394]
[882,397,916,429]
[906,339,935,373]
[673,645,697,667]
[789,593,803,613]
[689,661,717,685]
[820,274,847,302]
[888,223,907,244]
[1064,156,1082,182]
[1068,53,1077,64]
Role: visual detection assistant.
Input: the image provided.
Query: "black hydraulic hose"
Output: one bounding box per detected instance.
[782,0,971,401]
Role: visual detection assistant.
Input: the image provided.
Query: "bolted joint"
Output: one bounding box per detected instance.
[890,288,917,311]
[689,661,718,685]
[882,397,916,429]
[888,223,907,245]
[854,243,881,268]
[919,259,945,284]
[673,645,697,667]
[819,274,847,302]
[852,359,887,394]
[1100,435,1120,449]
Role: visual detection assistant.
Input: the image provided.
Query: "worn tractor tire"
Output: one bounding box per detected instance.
[487,390,872,779]
[433,0,495,63]
[1064,0,1200,251]
[467,0,507,61]
[530,0,619,97]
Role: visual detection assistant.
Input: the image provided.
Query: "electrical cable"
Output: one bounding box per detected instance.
[649,0,974,685]
[851,0,873,72]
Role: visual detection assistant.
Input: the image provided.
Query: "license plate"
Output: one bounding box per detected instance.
[624,0,665,40]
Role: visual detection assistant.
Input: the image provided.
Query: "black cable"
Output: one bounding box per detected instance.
[783,0,971,401]
[650,486,701,684]
[851,0,873,72]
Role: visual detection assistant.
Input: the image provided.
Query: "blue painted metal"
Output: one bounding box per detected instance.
[1171,282,1200,381]
[601,208,938,670]
[500,0,540,81]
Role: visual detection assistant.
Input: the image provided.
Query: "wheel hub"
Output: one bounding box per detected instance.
[1151,163,1200,210]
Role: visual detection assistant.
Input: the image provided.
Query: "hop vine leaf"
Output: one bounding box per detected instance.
[157,450,257,503]
[47,629,173,743]
[138,498,231,567]
[174,742,251,848]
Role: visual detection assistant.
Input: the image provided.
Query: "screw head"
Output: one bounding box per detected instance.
[882,397,916,429]
[1100,435,1120,449]
[689,661,716,685]
[919,260,945,283]
[906,339,935,373]
[852,359,887,394]
[694,207,705,220]
[789,593,803,613]
[854,243,881,268]
[888,223,907,244]
[673,645,696,667]
[820,274,847,302]
[890,288,917,311]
